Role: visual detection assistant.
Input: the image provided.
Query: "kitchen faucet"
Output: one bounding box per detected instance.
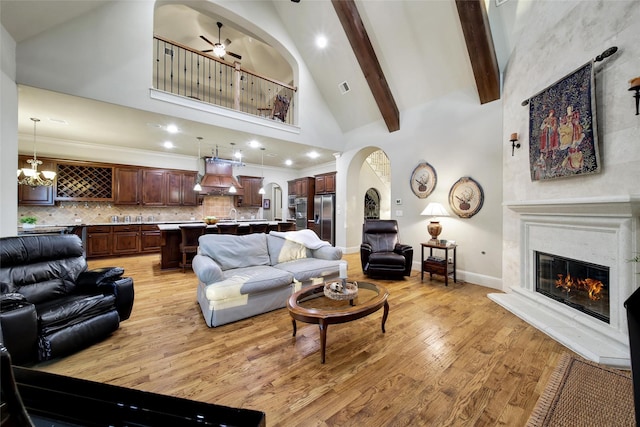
[229,208,237,222]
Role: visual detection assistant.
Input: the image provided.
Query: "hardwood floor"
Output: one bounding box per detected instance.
[34,252,570,426]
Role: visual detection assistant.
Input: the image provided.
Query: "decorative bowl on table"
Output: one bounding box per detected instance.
[204,217,219,225]
[324,280,358,300]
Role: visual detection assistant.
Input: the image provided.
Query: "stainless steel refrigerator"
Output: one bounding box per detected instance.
[314,194,335,245]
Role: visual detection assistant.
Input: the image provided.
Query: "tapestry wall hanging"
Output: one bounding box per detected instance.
[528,61,600,181]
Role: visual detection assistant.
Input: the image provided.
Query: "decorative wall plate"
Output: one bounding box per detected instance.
[410,162,437,199]
[448,176,484,218]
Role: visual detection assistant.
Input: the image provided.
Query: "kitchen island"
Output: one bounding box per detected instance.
[158,221,280,270]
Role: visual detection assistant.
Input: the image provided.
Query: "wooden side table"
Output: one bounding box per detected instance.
[421,242,457,286]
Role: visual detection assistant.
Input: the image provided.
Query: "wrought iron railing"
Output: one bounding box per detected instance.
[153,35,296,125]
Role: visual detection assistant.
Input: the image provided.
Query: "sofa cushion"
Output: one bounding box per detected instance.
[274,258,342,283]
[202,266,293,300]
[199,233,270,271]
[266,234,308,265]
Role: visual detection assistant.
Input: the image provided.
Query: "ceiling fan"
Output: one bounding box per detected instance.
[200,22,242,61]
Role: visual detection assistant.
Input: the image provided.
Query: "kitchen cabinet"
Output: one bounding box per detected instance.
[141,224,162,252]
[166,171,198,206]
[85,224,160,258]
[287,177,315,197]
[112,225,140,255]
[86,226,112,258]
[114,168,140,205]
[236,176,263,207]
[315,172,336,194]
[141,170,166,206]
[17,155,55,206]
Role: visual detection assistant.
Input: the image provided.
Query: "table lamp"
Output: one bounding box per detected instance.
[420,202,450,243]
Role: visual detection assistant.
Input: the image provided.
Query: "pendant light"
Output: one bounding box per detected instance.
[193,136,203,192]
[17,118,56,187]
[258,147,266,195]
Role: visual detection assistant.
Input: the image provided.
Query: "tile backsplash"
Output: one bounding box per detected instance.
[18,196,260,225]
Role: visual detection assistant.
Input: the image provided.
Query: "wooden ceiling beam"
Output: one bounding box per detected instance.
[331,0,400,132]
[455,0,500,104]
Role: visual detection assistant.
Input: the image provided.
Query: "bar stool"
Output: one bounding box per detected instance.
[249,223,269,234]
[179,224,207,273]
[267,223,279,234]
[217,223,239,235]
[278,222,296,232]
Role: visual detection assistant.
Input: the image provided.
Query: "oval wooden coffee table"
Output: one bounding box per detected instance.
[287,281,389,363]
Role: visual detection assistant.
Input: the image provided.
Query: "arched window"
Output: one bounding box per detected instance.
[364,188,380,219]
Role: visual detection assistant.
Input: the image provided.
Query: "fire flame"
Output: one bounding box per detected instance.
[555,273,604,301]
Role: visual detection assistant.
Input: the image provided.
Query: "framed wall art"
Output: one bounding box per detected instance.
[263,199,270,209]
[410,162,437,199]
[528,61,600,181]
[448,176,484,218]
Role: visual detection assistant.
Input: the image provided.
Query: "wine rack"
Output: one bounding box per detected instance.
[56,163,114,200]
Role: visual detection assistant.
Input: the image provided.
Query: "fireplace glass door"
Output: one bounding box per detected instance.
[535,251,610,323]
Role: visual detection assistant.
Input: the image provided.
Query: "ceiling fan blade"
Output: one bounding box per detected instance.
[202,49,213,53]
[226,51,242,60]
[199,35,214,46]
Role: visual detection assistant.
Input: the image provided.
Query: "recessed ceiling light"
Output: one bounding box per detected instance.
[285,159,293,166]
[166,124,178,134]
[315,35,328,49]
[248,140,261,148]
[163,141,174,149]
[307,151,320,159]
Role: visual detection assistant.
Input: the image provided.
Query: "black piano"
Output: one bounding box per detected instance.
[1,346,265,427]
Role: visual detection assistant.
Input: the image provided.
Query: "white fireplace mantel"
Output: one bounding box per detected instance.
[491,195,640,368]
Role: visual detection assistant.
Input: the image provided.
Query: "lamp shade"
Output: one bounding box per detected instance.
[420,202,449,217]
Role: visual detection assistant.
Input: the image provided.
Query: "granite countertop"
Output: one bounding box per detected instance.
[156,220,278,231]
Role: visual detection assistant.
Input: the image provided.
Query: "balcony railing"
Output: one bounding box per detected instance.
[153,35,296,125]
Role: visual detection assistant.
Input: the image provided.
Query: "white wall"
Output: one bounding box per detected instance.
[14,0,344,153]
[1,24,18,237]
[501,1,640,292]
[337,87,504,288]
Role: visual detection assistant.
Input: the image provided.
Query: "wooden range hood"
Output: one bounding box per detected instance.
[199,159,244,196]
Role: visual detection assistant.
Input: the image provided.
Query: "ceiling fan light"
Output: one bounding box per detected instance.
[213,43,226,57]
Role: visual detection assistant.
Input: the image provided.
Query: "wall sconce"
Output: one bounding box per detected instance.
[630,77,640,116]
[510,133,520,156]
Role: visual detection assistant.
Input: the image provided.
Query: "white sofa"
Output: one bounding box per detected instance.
[193,230,343,327]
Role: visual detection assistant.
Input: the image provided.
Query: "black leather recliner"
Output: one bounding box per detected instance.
[0,234,134,365]
[360,219,413,278]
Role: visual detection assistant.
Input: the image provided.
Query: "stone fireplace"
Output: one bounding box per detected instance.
[490,196,640,368]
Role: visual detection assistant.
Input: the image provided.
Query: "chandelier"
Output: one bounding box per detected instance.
[17,118,56,187]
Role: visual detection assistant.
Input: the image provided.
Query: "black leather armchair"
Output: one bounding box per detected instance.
[360,219,413,278]
[0,234,134,365]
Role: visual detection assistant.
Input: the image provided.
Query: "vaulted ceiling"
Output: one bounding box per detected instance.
[2,0,520,167]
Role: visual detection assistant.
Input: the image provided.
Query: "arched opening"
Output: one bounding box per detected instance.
[262,182,282,221]
[153,2,298,123]
[342,147,392,250]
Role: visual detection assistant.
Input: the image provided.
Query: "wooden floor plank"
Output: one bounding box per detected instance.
[31,252,570,426]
